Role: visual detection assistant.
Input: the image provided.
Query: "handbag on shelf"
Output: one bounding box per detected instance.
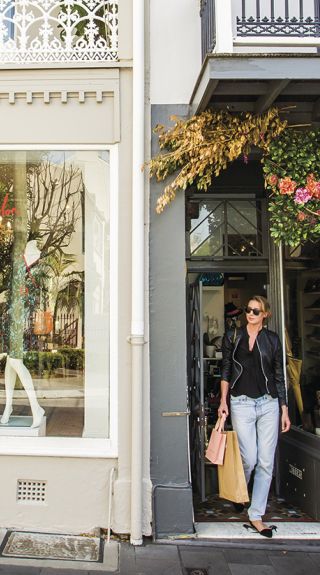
[205,414,227,466]
[33,310,53,335]
[217,430,249,503]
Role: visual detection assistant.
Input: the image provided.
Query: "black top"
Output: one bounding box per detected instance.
[221,326,287,405]
[231,329,277,399]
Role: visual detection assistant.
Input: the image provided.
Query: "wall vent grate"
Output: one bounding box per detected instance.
[16,480,47,504]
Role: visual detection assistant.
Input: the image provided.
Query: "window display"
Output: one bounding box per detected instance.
[0,150,110,438]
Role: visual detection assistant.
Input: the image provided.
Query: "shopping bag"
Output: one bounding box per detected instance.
[217,430,249,503]
[205,414,227,465]
[285,329,303,415]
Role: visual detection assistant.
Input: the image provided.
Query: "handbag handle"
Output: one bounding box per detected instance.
[214,413,226,433]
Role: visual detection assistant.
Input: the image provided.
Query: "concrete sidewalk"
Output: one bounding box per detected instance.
[0,539,320,574]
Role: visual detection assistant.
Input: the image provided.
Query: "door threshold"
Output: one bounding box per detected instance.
[155,521,320,551]
[195,521,320,540]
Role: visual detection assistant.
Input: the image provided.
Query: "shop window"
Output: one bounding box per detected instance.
[188,199,265,258]
[0,150,110,439]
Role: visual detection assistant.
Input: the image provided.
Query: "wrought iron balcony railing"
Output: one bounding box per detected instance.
[0,1,118,64]
[200,0,215,62]
[201,0,320,61]
[237,0,320,37]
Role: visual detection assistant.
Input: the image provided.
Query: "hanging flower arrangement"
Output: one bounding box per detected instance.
[149,107,320,247]
[263,130,320,247]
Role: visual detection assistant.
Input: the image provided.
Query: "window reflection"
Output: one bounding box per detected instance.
[0,151,110,438]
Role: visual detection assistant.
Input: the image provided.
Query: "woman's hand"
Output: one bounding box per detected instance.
[281,406,291,433]
[218,400,229,418]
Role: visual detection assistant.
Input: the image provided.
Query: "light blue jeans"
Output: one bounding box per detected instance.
[230,394,280,521]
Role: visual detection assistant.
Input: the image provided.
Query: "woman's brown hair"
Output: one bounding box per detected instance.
[249,295,271,318]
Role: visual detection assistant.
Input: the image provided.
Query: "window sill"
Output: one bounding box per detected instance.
[0,436,118,458]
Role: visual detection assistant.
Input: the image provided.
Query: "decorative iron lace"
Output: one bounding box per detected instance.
[0,1,118,63]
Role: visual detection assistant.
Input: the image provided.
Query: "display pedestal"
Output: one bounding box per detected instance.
[0,416,46,437]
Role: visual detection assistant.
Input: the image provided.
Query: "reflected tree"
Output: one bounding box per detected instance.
[0,153,84,427]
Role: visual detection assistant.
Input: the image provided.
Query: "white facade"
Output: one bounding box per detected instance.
[0,0,319,544]
[0,0,152,541]
[149,0,201,104]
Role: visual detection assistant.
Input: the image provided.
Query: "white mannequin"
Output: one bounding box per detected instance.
[1,240,45,429]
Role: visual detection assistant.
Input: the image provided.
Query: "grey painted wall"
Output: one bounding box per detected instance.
[150,104,194,537]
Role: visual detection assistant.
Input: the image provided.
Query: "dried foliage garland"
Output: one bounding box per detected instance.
[149,108,287,214]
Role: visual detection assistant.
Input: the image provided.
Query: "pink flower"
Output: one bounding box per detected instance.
[279,177,297,195]
[243,154,248,164]
[294,187,312,205]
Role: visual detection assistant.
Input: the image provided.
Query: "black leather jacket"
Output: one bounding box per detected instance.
[221,326,287,406]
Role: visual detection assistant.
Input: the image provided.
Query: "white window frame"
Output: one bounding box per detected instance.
[0,144,119,458]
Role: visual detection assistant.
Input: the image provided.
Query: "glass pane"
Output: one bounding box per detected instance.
[190,201,224,257]
[227,201,262,257]
[0,150,110,438]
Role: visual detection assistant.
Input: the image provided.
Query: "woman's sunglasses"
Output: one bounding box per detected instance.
[245,306,262,316]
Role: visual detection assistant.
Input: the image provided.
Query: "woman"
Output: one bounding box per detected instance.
[218,295,291,538]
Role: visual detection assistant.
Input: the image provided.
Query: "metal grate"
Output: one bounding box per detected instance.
[17,480,47,504]
[185,570,208,575]
[0,531,103,562]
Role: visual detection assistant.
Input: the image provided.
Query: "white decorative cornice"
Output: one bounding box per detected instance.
[2,90,110,105]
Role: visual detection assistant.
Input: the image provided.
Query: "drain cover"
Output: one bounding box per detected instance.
[185,570,208,575]
[0,531,103,562]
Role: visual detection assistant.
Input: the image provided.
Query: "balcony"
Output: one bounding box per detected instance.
[193,0,320,121]
[201,0,320,60]
[0,1,118,65]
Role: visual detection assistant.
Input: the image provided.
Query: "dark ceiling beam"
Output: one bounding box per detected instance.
[215,81,267,95]
[283,82,320,95]
[210,101,314,114]
[254,79,290,114]
[312,98,320,122]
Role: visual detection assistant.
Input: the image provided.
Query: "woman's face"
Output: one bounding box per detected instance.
[245,299,267,328]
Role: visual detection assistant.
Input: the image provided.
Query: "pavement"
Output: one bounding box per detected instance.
[0,538,320,574]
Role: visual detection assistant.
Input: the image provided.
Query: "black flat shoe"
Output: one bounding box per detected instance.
[243,521,277,539]
[233,502,245,513]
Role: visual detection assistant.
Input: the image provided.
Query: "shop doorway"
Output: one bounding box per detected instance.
[184,163,320,537]
[187,267,317,528]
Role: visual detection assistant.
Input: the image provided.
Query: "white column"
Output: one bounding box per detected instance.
[215,0,234,54]
[130,0,145,546]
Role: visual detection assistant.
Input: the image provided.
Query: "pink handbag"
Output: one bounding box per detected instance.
[205,414,227,465]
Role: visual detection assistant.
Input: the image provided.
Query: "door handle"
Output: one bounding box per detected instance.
[161,411,191,417]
